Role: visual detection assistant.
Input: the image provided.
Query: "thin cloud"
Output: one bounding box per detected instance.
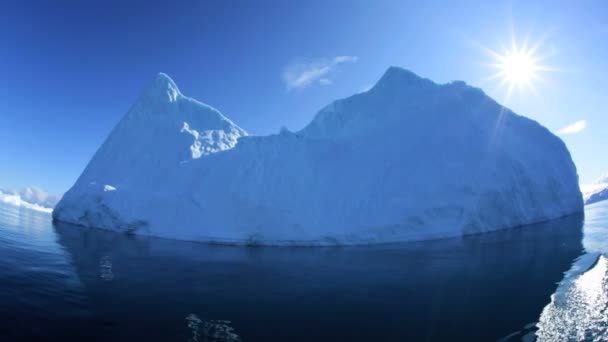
[557,120,586,135]
[318,78,332,86]
[282,55,358,90]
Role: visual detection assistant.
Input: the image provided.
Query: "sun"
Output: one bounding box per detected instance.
[485,37,551,99]
[499,50,537,84]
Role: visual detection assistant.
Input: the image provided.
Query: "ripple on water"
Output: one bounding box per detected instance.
[186,314,242,342]
[3,200,608,341]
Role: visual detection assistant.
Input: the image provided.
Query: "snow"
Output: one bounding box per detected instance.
[582,174,608,205]
[0,187,60,213]
[53,67,584,245]
[103,185,116,192]
[584,187,608,206]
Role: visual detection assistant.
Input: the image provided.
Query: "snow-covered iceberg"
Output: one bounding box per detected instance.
[53,67,584,245]
[583,174,608,205]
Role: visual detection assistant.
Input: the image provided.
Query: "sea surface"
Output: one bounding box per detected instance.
[0,201,607,341]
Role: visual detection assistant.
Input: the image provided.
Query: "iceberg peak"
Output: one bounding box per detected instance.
[142,72,181,103]
[373,66,435,91]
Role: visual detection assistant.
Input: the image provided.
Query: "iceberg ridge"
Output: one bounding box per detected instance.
[53,67,584,245]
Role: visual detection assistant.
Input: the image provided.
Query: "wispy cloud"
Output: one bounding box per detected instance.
[318,78,332,86]
[282,55,358,90]
[557,120,586,135]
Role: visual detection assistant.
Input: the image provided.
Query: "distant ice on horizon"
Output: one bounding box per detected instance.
[582,173,608,205]
[0,187,60,213]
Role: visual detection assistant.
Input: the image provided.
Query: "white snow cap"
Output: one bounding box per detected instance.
[374,66,435,88]
[143,72,181,103]
[54,67,584,245]
[583,173,608,205]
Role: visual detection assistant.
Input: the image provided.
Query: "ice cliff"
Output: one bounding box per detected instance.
[52,67,584,245]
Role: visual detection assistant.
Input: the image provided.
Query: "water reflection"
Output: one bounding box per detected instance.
[0,203,92,341]
[186,314,242,342]
[51,213,584,341]
[99,255,114,281]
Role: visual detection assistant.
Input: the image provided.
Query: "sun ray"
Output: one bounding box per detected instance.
[482,35,553,101]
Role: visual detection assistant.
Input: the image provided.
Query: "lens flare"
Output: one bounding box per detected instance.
[484,36,553,101]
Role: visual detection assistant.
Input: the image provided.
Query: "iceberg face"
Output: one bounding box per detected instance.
[53,67,584,245]
[68,73,247,197]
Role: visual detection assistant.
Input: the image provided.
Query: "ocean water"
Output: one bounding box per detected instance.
[0,201,606,341]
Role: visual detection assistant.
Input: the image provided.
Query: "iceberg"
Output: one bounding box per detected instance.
[583,174,608,205]
[53,67,584,245]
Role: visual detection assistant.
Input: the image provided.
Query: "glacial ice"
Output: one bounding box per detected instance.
[52,67,584,245]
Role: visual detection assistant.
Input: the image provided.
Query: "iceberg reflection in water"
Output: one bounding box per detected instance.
[49,213,585,341]
[2,200,605,341]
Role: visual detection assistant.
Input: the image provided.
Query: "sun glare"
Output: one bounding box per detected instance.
[485,37,551,99]
[500,50,536,84]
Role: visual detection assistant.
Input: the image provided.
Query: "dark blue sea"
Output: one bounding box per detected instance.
[1,200,607,341]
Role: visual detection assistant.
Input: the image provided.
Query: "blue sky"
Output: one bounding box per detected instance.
[0,0,607,194]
